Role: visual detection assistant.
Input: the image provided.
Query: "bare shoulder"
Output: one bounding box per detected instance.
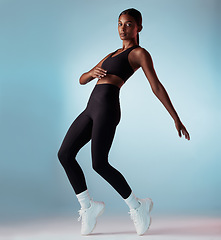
[133,47,153,64]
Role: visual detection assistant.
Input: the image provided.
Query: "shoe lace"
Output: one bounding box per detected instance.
[128,208,139,225]
[77,208,86,222]
[77,198,93,222]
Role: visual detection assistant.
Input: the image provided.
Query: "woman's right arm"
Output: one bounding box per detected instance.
[79,67,107,85]
[79,70,95,85]
[79,52,112,85]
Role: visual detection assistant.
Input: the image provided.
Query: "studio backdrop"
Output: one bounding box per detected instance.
[0,0,220,223]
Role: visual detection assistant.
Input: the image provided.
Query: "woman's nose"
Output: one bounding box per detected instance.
[120,26,126,31]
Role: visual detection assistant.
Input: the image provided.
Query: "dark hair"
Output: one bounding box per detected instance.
[118,8,142,45]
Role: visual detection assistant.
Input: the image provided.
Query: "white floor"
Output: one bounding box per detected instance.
[1,214,221,240]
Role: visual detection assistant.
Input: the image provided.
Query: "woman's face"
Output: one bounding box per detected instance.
[118,14,138,41]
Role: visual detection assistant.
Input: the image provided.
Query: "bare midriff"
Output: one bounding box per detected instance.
[96,74,125,89]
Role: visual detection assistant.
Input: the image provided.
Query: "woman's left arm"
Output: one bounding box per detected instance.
[136,48,190,140]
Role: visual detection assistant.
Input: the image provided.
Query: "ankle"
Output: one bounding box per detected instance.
[124,191,140,210]
[76,189,91,209]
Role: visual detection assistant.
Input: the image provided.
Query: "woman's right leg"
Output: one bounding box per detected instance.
[57,110,93,194]
[58,109,105,236]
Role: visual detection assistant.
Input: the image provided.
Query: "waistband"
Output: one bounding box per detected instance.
[88,83,120,103]
[94,83,120,91]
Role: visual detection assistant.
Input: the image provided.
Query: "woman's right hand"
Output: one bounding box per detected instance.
[90,67,107,80]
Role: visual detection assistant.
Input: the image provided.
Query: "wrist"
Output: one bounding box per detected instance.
[173,115,180,123]
[88,70,93,78]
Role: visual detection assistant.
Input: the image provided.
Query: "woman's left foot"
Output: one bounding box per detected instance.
[128,197,153,235]
[78,199,105,235]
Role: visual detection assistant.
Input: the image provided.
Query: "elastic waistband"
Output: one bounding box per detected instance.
[94,83,120,91]
[88,83,120,103]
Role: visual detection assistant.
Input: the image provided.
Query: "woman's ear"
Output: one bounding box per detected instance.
[138,25,143,33]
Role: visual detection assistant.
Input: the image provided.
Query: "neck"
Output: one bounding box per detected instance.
[122,41,138,50]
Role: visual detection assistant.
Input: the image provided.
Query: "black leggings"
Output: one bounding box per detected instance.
[57,83,132,199]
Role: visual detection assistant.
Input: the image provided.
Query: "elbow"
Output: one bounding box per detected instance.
[152,81,163,96]
[79,75,86,85]
[79,75,82,85]
[79,79,84,85]
[152,85,160,96]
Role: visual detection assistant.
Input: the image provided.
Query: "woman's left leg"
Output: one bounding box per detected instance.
[91,110,132,199]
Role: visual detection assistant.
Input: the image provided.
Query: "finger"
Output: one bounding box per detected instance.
[97,75,105,79]
[183,130,188,139]
[99,72,107,77]
[178,129,181,137]
[181,125,188,139]
[94,68,105,74]
[97,71,106,78]
[100,70,107,76]
[181,129,185,136]
[186,132,190,140]
[97,74,102,79]
[97,67,107,74]
[183,130,190,140]
[96,73,104,79]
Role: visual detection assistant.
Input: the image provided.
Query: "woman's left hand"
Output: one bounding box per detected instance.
[175,119,190,140]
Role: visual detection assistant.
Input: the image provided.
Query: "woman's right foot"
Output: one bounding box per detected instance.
[77,199,105,235]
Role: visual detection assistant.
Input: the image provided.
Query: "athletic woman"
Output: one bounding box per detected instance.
[57,8,190,236]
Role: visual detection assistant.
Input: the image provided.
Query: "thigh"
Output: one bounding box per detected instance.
[58,110,93,157]
[91,113,118,164]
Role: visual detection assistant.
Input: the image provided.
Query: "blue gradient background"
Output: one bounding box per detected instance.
[0,0,220,223]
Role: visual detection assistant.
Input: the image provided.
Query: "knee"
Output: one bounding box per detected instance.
[92,161,109,175]
[57,149,73,167]
[57,149,66,166]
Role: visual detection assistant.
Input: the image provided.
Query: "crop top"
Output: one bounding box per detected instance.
[101,45,140,83]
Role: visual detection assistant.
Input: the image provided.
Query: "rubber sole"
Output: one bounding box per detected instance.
[147,198,153,229]
[147,197,154,212]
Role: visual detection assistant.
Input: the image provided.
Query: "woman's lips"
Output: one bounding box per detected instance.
[120,33,126,36]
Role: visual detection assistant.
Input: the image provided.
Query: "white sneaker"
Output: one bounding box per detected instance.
[128,197,153,235]
[77,198,105,235]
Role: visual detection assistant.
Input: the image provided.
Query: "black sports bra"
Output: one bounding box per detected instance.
[101,45,140,83]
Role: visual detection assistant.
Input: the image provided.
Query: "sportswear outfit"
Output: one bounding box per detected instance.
[57,45,153,235]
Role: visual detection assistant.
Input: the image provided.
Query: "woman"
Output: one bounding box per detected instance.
[57,8,190,236]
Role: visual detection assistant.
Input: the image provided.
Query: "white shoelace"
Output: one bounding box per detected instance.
[128,208,139,225]
[78,208,87,222]
[77,198,93,222]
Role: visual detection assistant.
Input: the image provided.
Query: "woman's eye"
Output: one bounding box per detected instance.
[118,23,131,26]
